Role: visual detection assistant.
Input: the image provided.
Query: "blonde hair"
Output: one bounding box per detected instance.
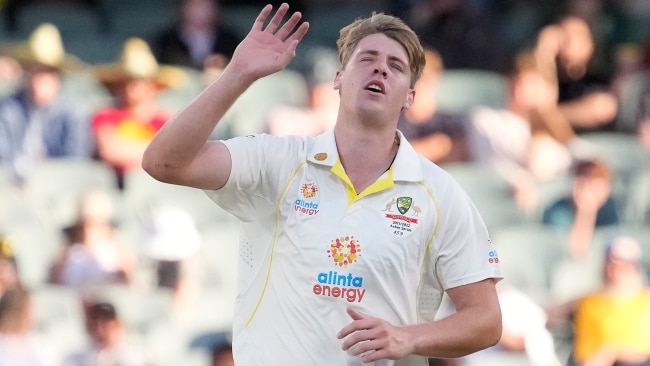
[336,13,425,87]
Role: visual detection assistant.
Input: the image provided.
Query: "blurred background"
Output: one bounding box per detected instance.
[0,0,649,365]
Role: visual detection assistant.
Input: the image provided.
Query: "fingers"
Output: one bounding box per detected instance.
[251,4,273,32]
[346,306,365,320]
[288,21,310,43]
[337,307,367,339]
[275,10,305,40]
[255,3,309,43]
[263,3,290,34]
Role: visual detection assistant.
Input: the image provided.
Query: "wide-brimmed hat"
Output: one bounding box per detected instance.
[0,23,83,71]
[605,235,643,265]
[94,37,186,89]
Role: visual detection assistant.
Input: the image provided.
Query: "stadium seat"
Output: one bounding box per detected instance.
[435,69,508,113]
[21,158,121,230]
[443,162,526,231]
[624,167,650,226]
[491,223,568,303]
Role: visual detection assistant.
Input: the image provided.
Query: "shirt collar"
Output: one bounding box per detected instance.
[307,129,424,183]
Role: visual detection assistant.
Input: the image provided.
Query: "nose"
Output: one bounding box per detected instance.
[373,68,387,78]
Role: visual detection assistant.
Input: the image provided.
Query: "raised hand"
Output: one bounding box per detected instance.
[229,3,309,82]
[337,307,413,362]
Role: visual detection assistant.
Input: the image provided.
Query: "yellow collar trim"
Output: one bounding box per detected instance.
[331,159,395,204]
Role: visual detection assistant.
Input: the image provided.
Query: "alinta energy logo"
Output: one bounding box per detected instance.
[295,182,319,216]
[327,236,360,267]
[312,235,366,303]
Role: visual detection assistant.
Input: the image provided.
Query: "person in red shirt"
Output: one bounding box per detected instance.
[92,37,186,188]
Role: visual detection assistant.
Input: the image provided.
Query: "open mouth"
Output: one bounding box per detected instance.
[365,81,385,94]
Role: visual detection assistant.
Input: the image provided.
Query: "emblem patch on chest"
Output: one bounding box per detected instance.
[382,196,421,237]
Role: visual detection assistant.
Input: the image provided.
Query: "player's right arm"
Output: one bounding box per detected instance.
[142,3,309,190]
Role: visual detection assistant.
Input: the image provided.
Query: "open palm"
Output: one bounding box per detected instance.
[231,3,310,81]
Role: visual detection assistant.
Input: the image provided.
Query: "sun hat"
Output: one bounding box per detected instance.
[94,37,186,89]
[141,206,202,261]
[605,235,642,264]
[0,23,83,71]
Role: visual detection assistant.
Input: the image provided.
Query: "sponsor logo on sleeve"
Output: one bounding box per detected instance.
[488,249,499,264]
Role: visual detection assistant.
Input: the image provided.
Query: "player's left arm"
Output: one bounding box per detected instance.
[338,278,501,362]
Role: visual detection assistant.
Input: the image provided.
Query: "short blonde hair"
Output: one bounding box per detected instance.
[336,13,425,88]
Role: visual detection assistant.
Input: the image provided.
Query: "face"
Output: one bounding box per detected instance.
[334,33,414,123]
[118,78,160,106]
[182,0,216,28]
[24,65,60,107]
[86,317,123,348]
[558,18,594,69]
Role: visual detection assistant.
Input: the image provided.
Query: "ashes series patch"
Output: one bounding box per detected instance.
[381,196,421,237]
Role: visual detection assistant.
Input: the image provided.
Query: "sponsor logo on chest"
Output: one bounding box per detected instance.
[312,235,366,303]
[295,182,320,216]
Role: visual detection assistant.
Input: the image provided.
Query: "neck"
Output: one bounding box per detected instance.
[334,123,399,193]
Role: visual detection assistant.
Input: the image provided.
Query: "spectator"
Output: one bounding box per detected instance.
[570,236,650,365]
[265,46,339,137]
[493,283,562,366]
[0,288,60,366]
[466,50,575,213]
[0,23,95,184]
[201,52,229,87]
[49,189,135,291]
[543,159,620,259]
[0,235,19,298]
[534,15,619,133]
[406,0,509,73]
[63,300,147,366]
[397,47,468,165]
[637,83,650,154]
[0,55,22,98]
[140,206,203,320]
[153,0,241,69]
[91,37,186,188]
[211,340,234,366]
[438,282,562,366]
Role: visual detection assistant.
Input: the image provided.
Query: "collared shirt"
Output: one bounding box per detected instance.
[0,92,94,183]
[205,129,502,365]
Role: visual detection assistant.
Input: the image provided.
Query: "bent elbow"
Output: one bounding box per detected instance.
[483,307,503,349]
[141,150,175,184]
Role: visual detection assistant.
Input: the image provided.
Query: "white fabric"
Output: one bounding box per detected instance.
[204,130,502,366]
[467,107,571,183]
[0,334,59,366]
[60,241,121,288]
[63,343,146,366]
[499,285,562,366]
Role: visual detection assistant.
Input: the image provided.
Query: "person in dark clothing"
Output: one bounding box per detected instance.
[153,0,241,69]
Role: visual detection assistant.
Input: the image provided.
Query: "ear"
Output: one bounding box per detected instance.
[333,70,343,90]
[403,89,415,109]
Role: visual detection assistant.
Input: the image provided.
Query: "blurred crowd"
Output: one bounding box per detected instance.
[0,0,649,365]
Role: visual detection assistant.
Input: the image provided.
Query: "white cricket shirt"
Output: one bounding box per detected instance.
[204,130,502,365]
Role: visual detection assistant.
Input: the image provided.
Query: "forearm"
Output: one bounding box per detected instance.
[567,209,597,256]
[142,64,254,177]
[408,305,502,358]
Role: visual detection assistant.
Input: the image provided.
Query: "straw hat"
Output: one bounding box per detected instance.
[0,23,83,71]
[94,37,186,89]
